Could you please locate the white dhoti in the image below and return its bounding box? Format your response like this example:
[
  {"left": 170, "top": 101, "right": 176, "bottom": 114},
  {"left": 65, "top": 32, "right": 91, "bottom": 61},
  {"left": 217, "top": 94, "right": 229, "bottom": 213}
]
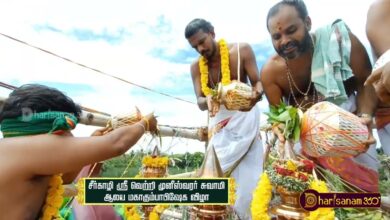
[
  {"left": 209, "top": 105, "right": 263, "bottom": 220},
  {"left": 378, "top": 124, "right": 390, "bottom": 155}
]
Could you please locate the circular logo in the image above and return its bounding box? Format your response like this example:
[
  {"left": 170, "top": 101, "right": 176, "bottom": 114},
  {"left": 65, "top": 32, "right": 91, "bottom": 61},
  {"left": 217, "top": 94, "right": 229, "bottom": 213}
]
[{"left": 300, "top": 189, "right": 319, "bottom": 211}]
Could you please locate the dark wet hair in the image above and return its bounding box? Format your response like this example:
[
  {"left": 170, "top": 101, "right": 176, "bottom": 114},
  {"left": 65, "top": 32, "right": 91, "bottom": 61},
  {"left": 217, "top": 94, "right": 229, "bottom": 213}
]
[
  {"left": 266, "top": 0, "right": 309, "bottom": 30},
  {"left": 184, "top": 18, "right": 214, "bottom": 39},
  {"left": 0, "top": 84, "right": 82, "bottom": 122}
]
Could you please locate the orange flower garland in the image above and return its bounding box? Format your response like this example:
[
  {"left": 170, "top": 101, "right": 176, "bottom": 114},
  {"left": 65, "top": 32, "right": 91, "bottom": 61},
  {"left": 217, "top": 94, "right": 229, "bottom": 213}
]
[
  {"left": 39, "top": 174, "right": 64, "bottom": 220},
  {"left": 199, "top": 39, "right": 231, "bottom": 96}
]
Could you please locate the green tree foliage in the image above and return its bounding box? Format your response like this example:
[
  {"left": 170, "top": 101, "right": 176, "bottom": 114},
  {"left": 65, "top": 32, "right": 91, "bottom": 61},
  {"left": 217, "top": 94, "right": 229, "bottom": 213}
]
[{"left": 100, "top": 151, "right": 204, "bottom": 177}]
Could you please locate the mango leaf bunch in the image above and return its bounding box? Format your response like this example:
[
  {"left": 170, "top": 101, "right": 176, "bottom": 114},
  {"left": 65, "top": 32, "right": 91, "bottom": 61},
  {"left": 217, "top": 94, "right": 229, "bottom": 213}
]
[{"left": 265, "top": 102, "right": 302, "bottom": 142}]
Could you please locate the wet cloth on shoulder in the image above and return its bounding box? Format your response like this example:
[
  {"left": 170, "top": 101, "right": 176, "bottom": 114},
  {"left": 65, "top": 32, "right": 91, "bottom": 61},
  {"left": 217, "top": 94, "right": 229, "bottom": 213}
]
[{"left": 312, "top": 19, "right": 353, "bottom": 105}]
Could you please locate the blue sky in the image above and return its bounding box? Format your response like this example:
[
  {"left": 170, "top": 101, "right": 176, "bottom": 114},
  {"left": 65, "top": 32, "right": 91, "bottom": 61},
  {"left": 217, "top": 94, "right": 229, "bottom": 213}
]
[{"left": 0, "top": 0, "right": 375, "bottom": 153}]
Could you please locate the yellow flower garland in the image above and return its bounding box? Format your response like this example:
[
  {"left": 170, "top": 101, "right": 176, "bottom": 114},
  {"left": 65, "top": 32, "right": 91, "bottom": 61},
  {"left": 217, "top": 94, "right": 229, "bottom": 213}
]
[
  {"left": 40, "top": 174, "right": 64, "bottom": 220},
  {"left": 286, "top": 160, "right": 297, "bottom": 172},
  {"left": 228, "top": 178, "right": 237, "bottom": 205},
  {"left": 142, "top": 156, "right": 169, "bottom": 168},
  {"left": 251, "top": 172, "right": 273, "bottom": 220},
  {"left": 149, "top": 205, "right": 169, "bottom": 220},
  {"left": 124, "top": 205, "right": 141, "bottom": 220},
  {"left": 306, "top": 180, "right": 335, "bottom": 220},
  {"left": 199, "top": 39, "right": 231, "bottom": 96},
  {"left": 76, "top": 178, "right": 85, "bottom": 204}
]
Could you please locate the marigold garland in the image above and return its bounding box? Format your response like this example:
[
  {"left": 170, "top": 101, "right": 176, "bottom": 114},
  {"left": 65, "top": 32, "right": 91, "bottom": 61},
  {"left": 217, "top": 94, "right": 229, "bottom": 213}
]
[
  {"left": 199, "top": 39, "right": 231, "bottom": 96},
  {"left": 251, "top": 172, "right": 273, "bottom": 220},
  {"left": 228, "top": 178, "right": 237, "bottom": 205},
  {"left": 149, "top": 205, "right": 169, "bottom": 220},
  {"left": 76, "top": 178, "right": 85, "bottom": 204},
  {"left": 124, "top": 205, "right": 141, "bottom": 220},
  {"left": 306, "top": 180, "right": 335, "bottom": 220},
  {"left": 142, "top": 156, "right": 169, "bottom": 168},
  {"left": 286, "top": 160, "right": 297, "bottom": 172},
  {"left": 40, "top": 174, "right": 64, "bottom": 220}
]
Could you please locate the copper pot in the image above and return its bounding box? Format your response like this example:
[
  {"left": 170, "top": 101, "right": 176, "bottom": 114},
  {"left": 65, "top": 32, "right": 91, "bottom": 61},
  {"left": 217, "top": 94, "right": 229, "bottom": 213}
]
[
  {"left": 189, "top": 205, "right": 228, "bottom": 220},
  {"left": 142, "top": 166, "right": 167, "bottom": 178},
  {"left": 270, "top": 186, "right": 309, "bottom": 220}
]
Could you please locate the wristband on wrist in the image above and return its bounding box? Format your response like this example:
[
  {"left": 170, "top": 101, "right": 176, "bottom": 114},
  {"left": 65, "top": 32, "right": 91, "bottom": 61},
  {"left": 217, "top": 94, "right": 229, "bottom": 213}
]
[{"left": 358, "top": 113, "right": 373, "bottom": 121}]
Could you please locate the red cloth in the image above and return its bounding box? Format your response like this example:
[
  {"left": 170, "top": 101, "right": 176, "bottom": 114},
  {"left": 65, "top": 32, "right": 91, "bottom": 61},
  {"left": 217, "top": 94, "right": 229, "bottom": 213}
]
[
  {"left": 375, "top": 107, "right": 390, "bottom": 130},
  {"left": 316, "top": 156, "right": 379, "bottom": 192}
]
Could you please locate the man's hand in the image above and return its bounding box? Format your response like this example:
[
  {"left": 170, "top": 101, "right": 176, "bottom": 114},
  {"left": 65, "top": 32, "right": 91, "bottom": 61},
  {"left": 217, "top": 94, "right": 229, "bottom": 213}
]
[
  {"left": 91, "top": 127, "right": 113, "bottom": 136},
  {"left": 240, "top": 87, "right": 263, "bottom": 112},
  {"left": 206, "top": 95, "right": 220, "bottom": 117},
  {"left": 365, "top": 62, "right": 390, "bottom": 103},
  {"left": 143, "top": 113, "right": 158, "bottom": 133},
  {"left": 358, "top": 114, "right": 376, "bottom": 149}
]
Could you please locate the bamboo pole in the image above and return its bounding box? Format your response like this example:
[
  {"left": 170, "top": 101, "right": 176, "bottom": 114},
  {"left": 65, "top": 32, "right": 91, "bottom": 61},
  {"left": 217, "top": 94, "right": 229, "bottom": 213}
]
[{"left": 0, "top": 96, "right": 207, "bottom": 141}]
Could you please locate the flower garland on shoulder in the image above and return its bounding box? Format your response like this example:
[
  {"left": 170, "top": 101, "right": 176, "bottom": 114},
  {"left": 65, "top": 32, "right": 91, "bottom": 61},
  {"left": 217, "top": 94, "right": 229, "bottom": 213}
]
[
  {"left": 40, "top": 174, "right": 64, "bottom": 220},
  {"left": 199, "top": 39, "right": 231, "bottom": 96},
  {"left": 306, "top": 180, "right": 335, "bottom": 220},
  {"left": 251, "top": 172, "right": 273, "bottom": 220}
]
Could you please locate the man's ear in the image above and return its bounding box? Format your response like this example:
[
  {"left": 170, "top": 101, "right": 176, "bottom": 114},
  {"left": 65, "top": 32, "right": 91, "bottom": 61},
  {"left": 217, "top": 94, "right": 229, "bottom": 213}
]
[{"left": 304, "top": 16, "right": 312, "bottom": 31}]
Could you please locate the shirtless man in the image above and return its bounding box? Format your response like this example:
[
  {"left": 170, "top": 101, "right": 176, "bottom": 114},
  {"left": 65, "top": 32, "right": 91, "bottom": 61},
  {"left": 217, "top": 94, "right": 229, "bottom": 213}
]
[
  {"left": 365, "top": 0, "right": 390, "bottom": 155},
  {"left": 0, "top": 84, "right": 157, "bottom": 219},
  {"left": 260, "top": 0, "right": 378, "bottom": 192},
  {"left": 185, "top": 18, "right": 263, "bottom": 219}
]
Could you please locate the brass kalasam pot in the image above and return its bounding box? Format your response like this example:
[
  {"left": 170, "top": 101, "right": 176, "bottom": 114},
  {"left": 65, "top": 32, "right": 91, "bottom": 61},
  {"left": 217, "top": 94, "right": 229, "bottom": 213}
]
[
  {"left": 270, "top": 186, "right": 309, "bottom": 220},
  {"left": 142, "top": 166, "right": 167, "bottom": 178},
  {"left": 189, "top": 205, "right": 228, "bottom": 220}
]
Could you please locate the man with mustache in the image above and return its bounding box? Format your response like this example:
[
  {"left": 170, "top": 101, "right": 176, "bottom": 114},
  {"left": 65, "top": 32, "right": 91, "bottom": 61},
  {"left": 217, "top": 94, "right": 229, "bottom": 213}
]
[
  {"left": 185, "top": 18, "right": 263, "bottom": 219},
  {"left": 261, "top": 0, "right": 379, "bottom": 192}
]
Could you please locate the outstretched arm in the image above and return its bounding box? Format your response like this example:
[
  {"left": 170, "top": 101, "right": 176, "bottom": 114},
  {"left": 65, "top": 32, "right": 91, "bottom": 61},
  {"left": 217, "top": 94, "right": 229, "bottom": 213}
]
[{"left": 0, "top": 115, "right": 157, "bottom": 177}]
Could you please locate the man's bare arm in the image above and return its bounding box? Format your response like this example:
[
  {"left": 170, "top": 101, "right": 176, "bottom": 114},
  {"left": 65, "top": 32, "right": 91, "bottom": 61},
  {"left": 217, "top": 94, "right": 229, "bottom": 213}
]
[
  {"left": 242, "top": 43, "right": 264, "bottom": 102},
  {"left": 260, "top": 59, "right": 284, "bottom": 106},
  {"left": 349, "top": 32, "right": 378, "bottom": 116},
  {"left": 190, "top": 62, "right": 208, "bottom": 111},
  {"left": 0, "top": 120, "right": 150, "bottom": 176},
  {"left": 366, "top": 0, "right": 390, "bottom": 58},
  {"left": 365, "top": 0, "right": 390, "bottom": 103}
]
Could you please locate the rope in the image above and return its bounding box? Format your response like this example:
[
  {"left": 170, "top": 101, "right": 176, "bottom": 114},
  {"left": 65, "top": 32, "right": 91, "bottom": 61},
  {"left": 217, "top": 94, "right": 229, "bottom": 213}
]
[
  {"left": 0, "top": 81, "right": 112, "bottom": 116},
  {"left": 0, "top": 32, "right": 196, "bottom": 105}
]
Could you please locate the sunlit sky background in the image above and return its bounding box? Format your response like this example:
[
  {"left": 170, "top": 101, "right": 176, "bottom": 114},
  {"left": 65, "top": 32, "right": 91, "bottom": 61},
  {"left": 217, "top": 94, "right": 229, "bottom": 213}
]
[{"left": 0, "top": 0, "right": 377, "bottom": 153}]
